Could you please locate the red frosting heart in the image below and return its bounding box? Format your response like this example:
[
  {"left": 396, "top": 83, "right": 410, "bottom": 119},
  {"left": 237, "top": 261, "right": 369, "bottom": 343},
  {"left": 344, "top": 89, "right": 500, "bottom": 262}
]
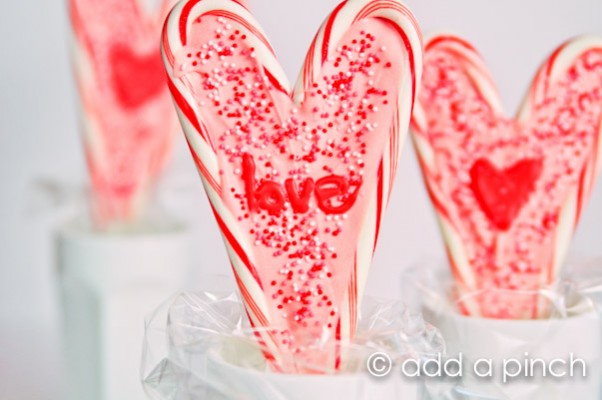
[
  {"left": 110, "top": 44, "right": 166, "bottom": 109},
  {"left": 470, "top": 158, "right": 543, "bottom": 231},
  {"left": 412, "top": 35, "right": 602, "bottom": 318}
]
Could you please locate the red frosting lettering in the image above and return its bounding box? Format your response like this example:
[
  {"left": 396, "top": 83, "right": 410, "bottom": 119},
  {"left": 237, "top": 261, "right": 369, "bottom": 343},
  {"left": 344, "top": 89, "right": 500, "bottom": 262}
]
[
  {"left": 242, "top": 153, "right": 258, "bottom": 211},
  {"left": 285, "top": 178, "right": 314, "bottom": 214},
  {"left": 314, "top": 175, "right": 361, "bottom": 215},
  {"left": 256, "top": 181, "right": 286, "bottom": 214},
  {"left": 241, "top": 154, "right": 361, "bottom": 215}
]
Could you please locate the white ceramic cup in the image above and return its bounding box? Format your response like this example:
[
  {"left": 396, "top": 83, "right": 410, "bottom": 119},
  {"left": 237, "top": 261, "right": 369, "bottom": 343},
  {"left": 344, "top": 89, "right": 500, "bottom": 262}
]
[
  {"left": 425, "top": 304, "right": 602, "bottom": 400},
  {"left": 204, "top": 338, "right": 421, "bottom": 400},
  {"left": 57, "top": 219, "right": 196, "bottom": 400}
]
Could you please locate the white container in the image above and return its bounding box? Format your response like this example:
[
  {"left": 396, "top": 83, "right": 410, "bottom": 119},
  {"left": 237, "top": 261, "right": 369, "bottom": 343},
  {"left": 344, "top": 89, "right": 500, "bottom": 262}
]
[
  {"left": 205, "top": 339, "right": 421, "bottom": 400},
  {"left": 57, "top": 219, "right": 196, "bottom": 400},
  {"left": 425, "top": 304, "right": 602, "bottom": 399}
]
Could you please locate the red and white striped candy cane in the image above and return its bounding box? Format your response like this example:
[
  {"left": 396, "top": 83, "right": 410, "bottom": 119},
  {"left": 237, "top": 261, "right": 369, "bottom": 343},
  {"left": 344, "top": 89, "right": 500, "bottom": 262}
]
[
  {"left": 294, "top": 1, "right": 422, "bottom": 342},
  {"left": 411, "top": 35, "right": 500, "bottom": 315},
  {"left": 518, "top": 36, "right": 602, "bottom": 282},
  {"left": 163, "top": 0, "right": 421, "bottom": 370}
]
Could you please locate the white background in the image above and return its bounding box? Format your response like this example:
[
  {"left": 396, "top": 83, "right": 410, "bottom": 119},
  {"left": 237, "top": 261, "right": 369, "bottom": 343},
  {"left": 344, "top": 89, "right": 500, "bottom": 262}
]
[{"left": 1, "top": 0, "right": 601, "bottom": 398}]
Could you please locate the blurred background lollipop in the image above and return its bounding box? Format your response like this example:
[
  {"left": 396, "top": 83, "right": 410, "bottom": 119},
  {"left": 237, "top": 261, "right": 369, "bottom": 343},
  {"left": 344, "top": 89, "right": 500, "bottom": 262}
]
[
  {"left": 68, "top": 0, "right": 180, "bottom": 228},
  {"left": 411, "top": 34, "right": 602, "bottom": 319}
]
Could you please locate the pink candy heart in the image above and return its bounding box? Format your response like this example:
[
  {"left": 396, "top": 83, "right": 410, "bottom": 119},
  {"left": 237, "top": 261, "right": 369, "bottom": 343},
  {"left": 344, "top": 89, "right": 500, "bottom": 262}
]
[
  {"left": 412, "top": 34, "right": 602, "bottom": 319},
  {"left": 162, "top": 0, "right": 422, "bottom": 370}
]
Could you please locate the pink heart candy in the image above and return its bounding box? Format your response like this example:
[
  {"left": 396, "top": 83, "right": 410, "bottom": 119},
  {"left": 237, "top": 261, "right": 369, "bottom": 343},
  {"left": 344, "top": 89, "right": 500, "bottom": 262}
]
[
  {"left": 412, "top": 34, "right": 602, "bottom": 319},
  {"left": 162, "top": 0, "right": 422, "bottom": 370}
]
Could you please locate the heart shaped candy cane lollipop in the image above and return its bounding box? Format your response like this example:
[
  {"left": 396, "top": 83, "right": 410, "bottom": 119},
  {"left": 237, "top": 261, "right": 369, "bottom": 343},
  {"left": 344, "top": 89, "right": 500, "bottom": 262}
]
[
  {"left": 162, "top": 0, "right": 422, "bottom": 370},
  {"left": 412, "top": 34, "right": 602, "bottom": 319},
  {"left": 69, "top": 0, "right": 180, "bottom": 227}
]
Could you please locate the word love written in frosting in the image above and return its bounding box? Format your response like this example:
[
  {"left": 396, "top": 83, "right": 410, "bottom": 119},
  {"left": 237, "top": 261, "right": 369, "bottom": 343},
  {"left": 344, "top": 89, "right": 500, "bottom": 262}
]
[{"left": 241, "top": 154, "right": 361, "bottom": 215}]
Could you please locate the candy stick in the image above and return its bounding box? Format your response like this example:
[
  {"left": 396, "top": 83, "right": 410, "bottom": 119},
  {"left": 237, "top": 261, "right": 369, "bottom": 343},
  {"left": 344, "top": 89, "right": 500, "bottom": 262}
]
[
  {"left": 69, "top": 0, "right": 179, "bottom": 227},
  {"left": 412, "top": 34, "right": 602, "bottom": 319},
  {"left": 162, "top": 0, "right": 421, "bottom": 371}
]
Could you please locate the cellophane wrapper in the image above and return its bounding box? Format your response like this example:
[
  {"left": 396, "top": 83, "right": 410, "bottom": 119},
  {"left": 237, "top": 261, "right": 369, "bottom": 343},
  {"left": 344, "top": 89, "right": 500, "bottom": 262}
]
[
  {"left": 141, "top": 276, "right": 444, "bottom": 400},
  {"left": 402, "top": 258, "right": 602, "bottom": 399}
]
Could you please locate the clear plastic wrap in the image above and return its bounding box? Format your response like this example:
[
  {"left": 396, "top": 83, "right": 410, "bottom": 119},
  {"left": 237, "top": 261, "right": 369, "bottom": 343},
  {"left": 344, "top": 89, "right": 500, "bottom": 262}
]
[
  {"left": 141, "top": 276, "right": 445, "bottom": 400},
  {"left": 403, "top": 258, "right": 602, "bottom": 400}
]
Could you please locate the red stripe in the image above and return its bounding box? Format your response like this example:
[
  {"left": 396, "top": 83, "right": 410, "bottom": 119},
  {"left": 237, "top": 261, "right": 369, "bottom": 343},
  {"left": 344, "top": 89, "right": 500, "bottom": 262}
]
[
  {"left": 321, "top": 1, "right": 347, "bottom": 64},
  {"left": 575, "top": 161, "right": 589, "bottom": 225},
  {"left": 457, "top": 297, "right": 474, "bottom": 317},
  {"left": 356, "top": 0, "right": 420, "bottom": 34},
  {"left": 303, "top": 34, "right": 319, "bottom": 89},
  {"left": 232, "top": 269, "right": 279, "bottom": 366},
  {"left": 374, "top": 160, "right": 384, "bottom": 251},
  {"left": 232, "top": 0, "right": 248, "bottom": 9},
  {"left": 263, "top": 66, "right": 288, "bottom": 94},
  {"left": 591, "top": 119, "right": 602, "bottom": 196},
  {"left": 350, "top": 255, "right": 358, "bottom": 334},
  {"left": 167, "top": 78, "right": 203, "bottom": 135},
  {"left": 542, "top": 41, "right": 569, "bottom": 95},
  {"left": 357, "top": 1, "right": 392, "bottom": 20},
  {"left": 233, "top": 269, "right": 268, "bottom": 326},
  {"left": 161, "top": 14, "right": 175, "bottom": 66},
  {"left": 426, "top": 35, "right": 477, "bottom": 53},
  {"left": 234, "top": 269, "right": 284, "bottom": 369},
  {"left": 186, "top": 141, "right": 221, "bottom": 194},
  {"left": 334, "top": 318, "right": 342, "bottom": 370},
  {"left": 210, "top": 203, "right": 264, "bottom": 290},
  {"left": 409, "top": 119, "right": 420, "bottom": 135},
  {"left": 375, "top": 17, "right": 417, "bottom": 105},
  {"left": 179, "top": 0, "right": 202, "bottom": 45},
  {"left": 527, "top": 66, "right": 544, "bottom": 109},
  {"left": 389, "top": 115, "right": 399, "bottom": 200},
  {"left": 425, "top": 181, "right": 451, "bottom": 223}
]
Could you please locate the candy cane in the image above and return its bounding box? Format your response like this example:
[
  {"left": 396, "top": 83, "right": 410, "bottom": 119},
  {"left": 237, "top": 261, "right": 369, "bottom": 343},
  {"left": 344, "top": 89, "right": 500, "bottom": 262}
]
[
  {"left": 411, "top": 36, "right": 494, "bottom": 315},
  {"left": 518, "top": 36, "right": 602, "bottom": 282},
  {"left": 69, "top": 0, "right": 179, "bottom": 227},
  {"left": 163, "top": 0, "right": 421, "bottom": 370},
  {"left": 294, "top": 0, "right": 422, "bottom": 340}
]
